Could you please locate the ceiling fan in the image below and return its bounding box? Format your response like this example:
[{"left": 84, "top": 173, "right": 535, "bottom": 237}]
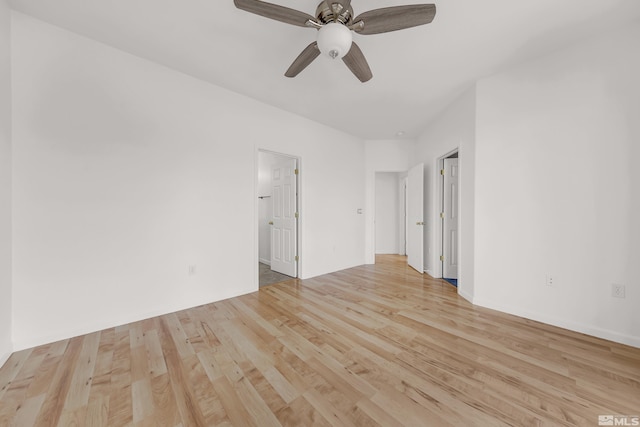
[{"left": 234, "top": 0, "right": 436, "bottom": 82}]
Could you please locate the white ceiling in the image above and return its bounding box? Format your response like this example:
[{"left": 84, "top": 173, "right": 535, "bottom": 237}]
[{"left": 9, "top": 0, "right": 640, "bottom": 139}]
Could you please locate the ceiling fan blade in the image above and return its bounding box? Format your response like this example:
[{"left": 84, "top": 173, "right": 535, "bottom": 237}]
[
  {"left": 342, "top": 42, "right": 372, "bottom": 82},
  {"left": 353, "top": 4, "right": 436, "bottom": 35},
  {"left": 285, "top": 42, "right": 321, "bottom": 77},
  {"left": 234, "top": 0, "right": 317, "bottom": 27}
]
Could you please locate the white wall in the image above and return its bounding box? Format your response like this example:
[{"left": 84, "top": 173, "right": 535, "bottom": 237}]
[
  {"left": 364, "top": 140, "right": 414, "bottom": 263},
  {"left": 0, "top": 0, "right": 12, "bottom": 367},
  {"left": 415, "top": 88, "right": 476, "bottom": 301},
  {"left": 374, "top": 172, "right": 399, "bottom": 254},
  {"left": 474, "top": 22, "right": 640, "bottom": 347},
  {"left": 11, "top": 13, "right": 365, "bottom": 350}
]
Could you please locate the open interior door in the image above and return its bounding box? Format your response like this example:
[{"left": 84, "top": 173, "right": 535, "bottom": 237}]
[
  {"left": 407, "top": 163, "right": 424, "bottom": 273},
  {"left": 443, "top": 158, "right": 459, "bottom": 279},
  {"left": 270, "top": 158, "right": 297, "bottom": 277}
]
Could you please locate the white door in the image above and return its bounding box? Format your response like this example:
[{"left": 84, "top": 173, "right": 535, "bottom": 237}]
[
  {"left": 442, "top": 158, "right": 459, "bottom": 279},
  {"left": 271, "top": 158, "right": 297, "bottom": 277},
  {"left": 407, "top": 163, "right": 424, "bottom": 273}
]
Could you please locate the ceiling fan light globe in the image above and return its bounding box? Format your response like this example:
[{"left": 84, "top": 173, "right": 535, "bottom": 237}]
[{"left": 317, "top": 23, "right": 352, "bottom": 60}]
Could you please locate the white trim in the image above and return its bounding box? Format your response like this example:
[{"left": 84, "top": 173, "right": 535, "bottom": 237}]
[
  {"left": 259, "top": 258, "right": 270, "bottom": 266},
  {"left": 398, "top": 175, "right": 407, "bottom": 256},
  {"left": 472, "top": 296, "right": 640, "bottom": 349},
  {"left": 457, "top": 289, "right": 474, "bottom": 303}
]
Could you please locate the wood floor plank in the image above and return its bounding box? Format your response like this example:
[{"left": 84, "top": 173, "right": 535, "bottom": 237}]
[
  {"left": 303, "top": 388, "right": 358, "bottom": 427},
  {"left": 130, "top": 345, "right": 150, "bottom": 384},
  {"left": 261, "top": 366, "right": 301, "bottom": 405},
  {"left": 2, "top": 255, "right": 639, "bottom": 426},
  {"left": 31, "top": 336, "right": 83, "bottom": 426},
  {"left": 158, "top": 318, "right": 207, "bottom": 427},
  {"left": 87, "top": 329, "right": 115, "bottom": 403},
  {"left": 0, "top": 349, "right": 33, "bottom": 402},
  {"left": 106, "top": 330, "right": 133, "bottom": 427},
  {"left": 64, "top": 332, "right": 101, "bottom": 411},
  {"left": 276, "top": 395, "right": 332, "bottom": 427},
  {"left": 243, "top": 362, "right": 289, "bottom": 415},
  {"left": 84, "top": 395, "right": 109, "bottom": 427},
  {"left": 162, "top": 314, "right": 196, "bottom": 361},
  {"left": 224, "top": 360, "right": 282, "bottom": 427},
  {"left": 354, "top": 397, "right": 405, "bottom": 427},
  {"left": 143, "top": 330, "right": 167, "bottom": 379},
  {"left": 8, "top": 393, "right": 45, "bottom": 427},
  {"left": 212, "top": 375, "right": 256, "bottom": 427},
  {"left": 149, "top": 373, "right": 182, "bottom": 427},
  {"left": 25, "top": 353, "right": 64, "bottom": 400},
  {"left": 131, "top": 378, "right": 154, "bottom": 423}
]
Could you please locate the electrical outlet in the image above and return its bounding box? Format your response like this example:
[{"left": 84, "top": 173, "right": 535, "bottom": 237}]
[
  {"left": 545, "top": 275, "right": 555, "bottom": 287},
  {"left": 188, "top": 265, "right": 197, "bottom": 276},
  {"left": 612, "top": 284, "right": 625, "bottom": 299}
]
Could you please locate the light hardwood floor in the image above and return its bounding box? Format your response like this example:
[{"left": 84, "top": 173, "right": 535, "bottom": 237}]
[{"left": 1, "top": 255, "right": 639, "bottom": 426}]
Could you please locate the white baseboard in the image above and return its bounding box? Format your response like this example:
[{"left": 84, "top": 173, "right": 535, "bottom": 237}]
[
  {"left": 12, "top": 289, "right": 256, "bottom": 351},
  {"left": 259, "top": 258, "right": 270, "bottom": 266},
  {"left": 457, "top": 288, "right": 474, "bottom": 303},
  {"left": 472, "top": 296, "right": 640, "bottom": 349}
]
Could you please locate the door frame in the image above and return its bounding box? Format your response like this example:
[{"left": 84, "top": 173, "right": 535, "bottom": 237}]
[
  {"left": 400, "top": 175, "right": 408, "bottom": 256},
  {"left": 407, "top": 163, "right": 425, "bottom": 273},
  {"left": 442, "top": 157, "right": 459, "bottom": 280},
  {"left": 255, "top": 149, "right": 301, "bottom": 288},
  {"left": 434, "top": 148, "right": 459, "bottom": 280}
]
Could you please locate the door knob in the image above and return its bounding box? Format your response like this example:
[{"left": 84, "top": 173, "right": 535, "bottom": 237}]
[
  {"left": 416, "top": 221, "right": 424, "bottom": 225},
  {"left": 268, "top": 221, "right": 274, "bottom": 225}
]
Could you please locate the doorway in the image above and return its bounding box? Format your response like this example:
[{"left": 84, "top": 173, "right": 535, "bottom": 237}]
[
  {"left": 374, "top": 172, "right": 403, "bottom": 256},
  {"left": 257, "top": 150, "right": 300, "bottom": 287},
  {"left": 439, "top": 150, "right": 459, "bottom": 286},
  {"left": 373, "top": 172, "right": 409, "bottom": 260},
  {"left": 372, "top": 166, "right": 423, "bottom": 272}
]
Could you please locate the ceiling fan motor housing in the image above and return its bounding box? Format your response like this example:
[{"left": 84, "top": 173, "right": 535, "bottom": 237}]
[{"left": 316, "top": 1, "right": 353, "bottom": 25}]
